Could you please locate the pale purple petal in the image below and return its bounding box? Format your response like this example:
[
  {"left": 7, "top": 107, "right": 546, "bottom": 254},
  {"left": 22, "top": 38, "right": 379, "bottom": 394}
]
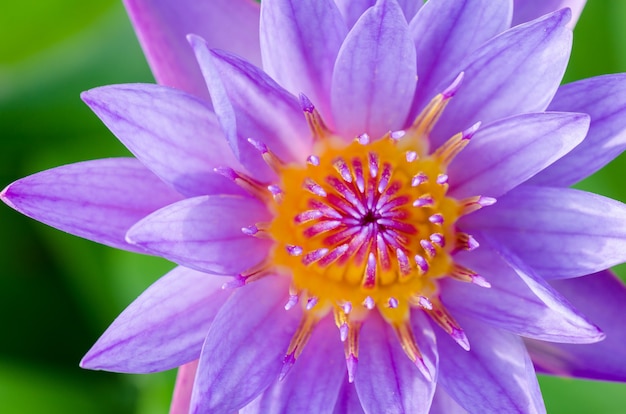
[
  {"left": 443, "top": 246, "right": 603, "bottom": 343},
  {"left": 260, "top": 0, "right": 347, "bottom": 122},
  {"left": 430, "top": 9, "right": 572, "bottom": 147},
  {"left": 335, "top": 0, "right": 422, "bottom": 28},
  {"left": 527, "top": 270, "right": 626, "bottom": 381},
  {"left": 512, "top": 0, "right": 586, "bottom": 29},
  {"left": 462, "top": 186, "right": 626, "bottom": 279},
  {"left": 333, "top": 381, "right": 365, "bottom": 414},
  {"left": 82, "top": 84, "right": 246, "bottom": 198},
  {"left": 190, "top": 276, "right": 300, "bottom": 413},
  {"left": 530, "top": 74, "right": 626, "bottom": 186},
  {"left": 332, "top": 0, "right": 417, "bottom": 139},
  {"left": 126, "top": 195, "right": 272, "bottom": 275},
  {"left": 409, "top": 0, "right": 512, "bottom": 118},
  {"left": 81, "top": 266, "right": 230, "bottom": 373},
  {"left": 436, "top": 317, "right": 545, "bottom": 413},
  {"left": 170, "top": 360, "right": 198, "bottom": 414},
  {"left": 429, "top": 387, "right": 468, "bottom": 414},
  {"left": 1, "top": 158, "right": 182, "bottom": 253},
  {"left": 356, "top": 311, "right": 437, "bottom": 413},
  {"left": 448, "top": 112, "right": 589, "bottom": 199},
  {"left": 245, "top": 317, "right": 344, "bottom": 414},
  {"left": 123, "top": 0, "right": 261, "bottom": 99},
  {"left": 189, "top": 36, "right": 311, "bottom": 181}
]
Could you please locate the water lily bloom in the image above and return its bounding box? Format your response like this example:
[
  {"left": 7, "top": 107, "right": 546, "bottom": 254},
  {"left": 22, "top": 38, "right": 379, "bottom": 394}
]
[{"left": 4, "top": 0, "right": 626, "bottom": 413}]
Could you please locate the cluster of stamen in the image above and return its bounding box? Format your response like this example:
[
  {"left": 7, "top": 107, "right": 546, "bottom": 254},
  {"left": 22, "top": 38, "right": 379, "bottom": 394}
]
[{"left": 216, "top": 73, "right": 495, "bottom": 383}]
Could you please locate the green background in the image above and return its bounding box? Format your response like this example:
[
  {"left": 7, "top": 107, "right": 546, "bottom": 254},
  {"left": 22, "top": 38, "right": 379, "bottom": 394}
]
[{"left": 1, "top": 1, "right": 626, "bottom": 413}]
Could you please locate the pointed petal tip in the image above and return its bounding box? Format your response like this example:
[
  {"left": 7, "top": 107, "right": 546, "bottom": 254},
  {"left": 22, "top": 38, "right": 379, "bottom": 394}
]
[
  {"left": 0, "top": 182, "right": 15, "bottom": 208},
  {"left": 442, "top": 72, "right": 465, "bottom": 99},
  {"left": 346, "top": 354, "right": 358, "bottom": 383},
  {"left": 299, "top": 93, "right": 315, "bottom": 113},
  {"left": 415, "top": 357, "right": 434, "bottom": 382},
  {"left": 279, "top": 352, "right": 296, "bottom": 381},
  {"left": 452, "top": 328, "right": 471, "bottom": 351}
]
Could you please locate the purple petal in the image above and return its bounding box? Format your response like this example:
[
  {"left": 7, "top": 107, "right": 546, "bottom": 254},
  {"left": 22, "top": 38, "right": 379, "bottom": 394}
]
[
  {"left": 189, "top": 37, "right": 311, "bottom": 181},
  {"left": 244, "top": 317, "right": 345, "bottom": 414},
  {"left": 408, "top": 0, "right": 512, "bottom": 119},
  {"left": 443, "top": 245, "right": 603, "bottom": 343},
  {"left": 81, "top": 266, "right": 230, "bottom": 373},
  {"left": 331, "top": 0, "right": 417, "bottom": 139},
  {"left": 123, "top": 0, "right": 261, "bottom": 99},
  {"left": 430, "top": 9, "right": 572, "bottom": 147},
  {"left": 429, "top": 387, "right": 468, "bottom": 414},
  {"left": 527, "top": 270, "right": 626, "bottom": 381},
  {"left": 126, "top": 195, "right": 272, "bottom": 275},
  {"left": 260, "top": 0, "right": 347, "bottom": 122},
  {"left": 448, "top": 112, "right": 589, "bottom": 199},
  {"left": 332, "top": 381, "right": 365, "bottom": 414},
  {"left": 512, "top": 0, "right": 586, "bottom": 29},
  {"left": 335, "top": 0, "right": 422, "bottom": 28},
  {"left": 530, "top": 74, "right": 626, "bottom": 186},
  {"left": 170, "top": 360, "right": 198, "bottom": 414},
  {"left": 436, "top": 317, "right": 545, "bottom": 413},
  {"left": 190, "top": 276, "right": 300, "bottom": 413},
  {"left": 355, "top": 311, "right": 437, "bottom": 413},
  {"left": 82, "top": 84, "right": 246, "bottom": 198},
  {"left": 462, "top": 185, "right": 626, "bottom": 279},
  {"left": 1, "top": 158, "right": 182, "bottom": 253}
]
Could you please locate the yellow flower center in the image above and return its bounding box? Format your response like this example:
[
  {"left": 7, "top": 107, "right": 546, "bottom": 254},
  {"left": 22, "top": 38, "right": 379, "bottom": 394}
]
[{"left": 269, "top": 134, "right": 460, "bottom": 325}]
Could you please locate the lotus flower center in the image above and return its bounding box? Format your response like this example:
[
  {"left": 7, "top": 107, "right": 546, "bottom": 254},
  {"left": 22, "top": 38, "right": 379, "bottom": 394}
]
[{"left": 269, "top": 134, "right": 461, "bottom": 323}]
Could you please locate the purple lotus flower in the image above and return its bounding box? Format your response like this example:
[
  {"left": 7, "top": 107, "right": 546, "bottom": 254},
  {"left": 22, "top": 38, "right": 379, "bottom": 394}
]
[{"left": 4, "top": 0, "right": 626, "bottom": 413}]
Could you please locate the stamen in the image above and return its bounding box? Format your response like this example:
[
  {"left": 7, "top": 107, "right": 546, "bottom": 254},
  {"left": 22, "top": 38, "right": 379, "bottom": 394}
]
[
  {"left": 343, "top": 302, "right": 352, "bottom": 315},
  {"left": 307, "top": 155, "right": 320, "bottom": 166},
  {"left": 413, "top": 194, "right": 434, "bottom": 207},
  {"left": 306, "top": 296, "right": 319, "bottom": 310},
  {"left": 364, "top": 296, "right": 375, "bottom": 310},
  {"left": 303, "top": 178, "right": 327, "bottom": 197},
  {"left": 267, "top": 185, "right": 284, "bottom": 202},
  {"left": 333, "top": 158, "right": 353, "bottom": 183},
  {"left": 405, "top": 72, "right": 465, "bottom": 143},
  {"left": 362, "top": 252, "right": 377, "bottom": 289},
  {"left": 396, "top": 248, "right": 412, "bottom": 278},
  {"left": 390, "top": 130, "right": 406, "bottom": 140},
  {"left": 352, "top": 158, "right": 365, "bottom": 193},
  {"left": 420, "top": 240, "right": 437, "bottom": 258},
  {"left": 284, "top": 294, "right": 299, "bottom": 310},
  {"left": 450, "top": 264, "right": 491, "bottom": 288},
  {"left": 344, "top": 321, "right": 362, "bottom": 383},
  {"left": 414, "top": 254, "right": 429, "bottom": 274},
  {"left": 317, "top": 244, "right": 349, "bottom": 267},
  {"left": 368, "top": 152, "right": 379, "bottom": 178},
  {"left": 357, "top": 133, "right": 371, "bottom": 145},
  {"left": 427, "top": 298, "right": 470, "bottom": 351},
  {"left": 247, "top": 138, "right": 284, "bottom": 173},
  {"left": 428, "top": 213, "right": 444, "bottom": 225},
  {"left": 430, "top": 233, "right": 445, "bottom": 248},
  {"left": 412, "top": 172, "right": 428, "bottom": 187},
  {"left": 388, "top": 297, "right": 399, "bottom": 308},
  {"left": 281, "top": 313, "right": 320, "bottom": 380},
  {"left": 460, "top": 195, "right": 497, "bottom": 215},
  {"left": 214, "top": 166, "right": 269, "bottom": 201},
  {"left": 393, "top": 322, "right": 433, "bottom": 381},
  {"left": 377, "top": 163, "right": 392, "bottom": 193},
  {"left": 436, "top": 174, "right": 449, "bottom": 185},
  {"left": 286, "top": 245, "right": 303, "bottom": 256},
  {"left": 340, "top": 323, "right": 349, "bottom": 342},
  {"left": 456, "top": 232, "right": 480, "bottom": 251},
  {"left": 406, "top": 151, "right": 418, "bottom": 162},
  {"left": 302, "top": 248, "right": 329, "bottom": 265},
  {"left": 300, "top": 94, "right": 330, "bottom": 141}
]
